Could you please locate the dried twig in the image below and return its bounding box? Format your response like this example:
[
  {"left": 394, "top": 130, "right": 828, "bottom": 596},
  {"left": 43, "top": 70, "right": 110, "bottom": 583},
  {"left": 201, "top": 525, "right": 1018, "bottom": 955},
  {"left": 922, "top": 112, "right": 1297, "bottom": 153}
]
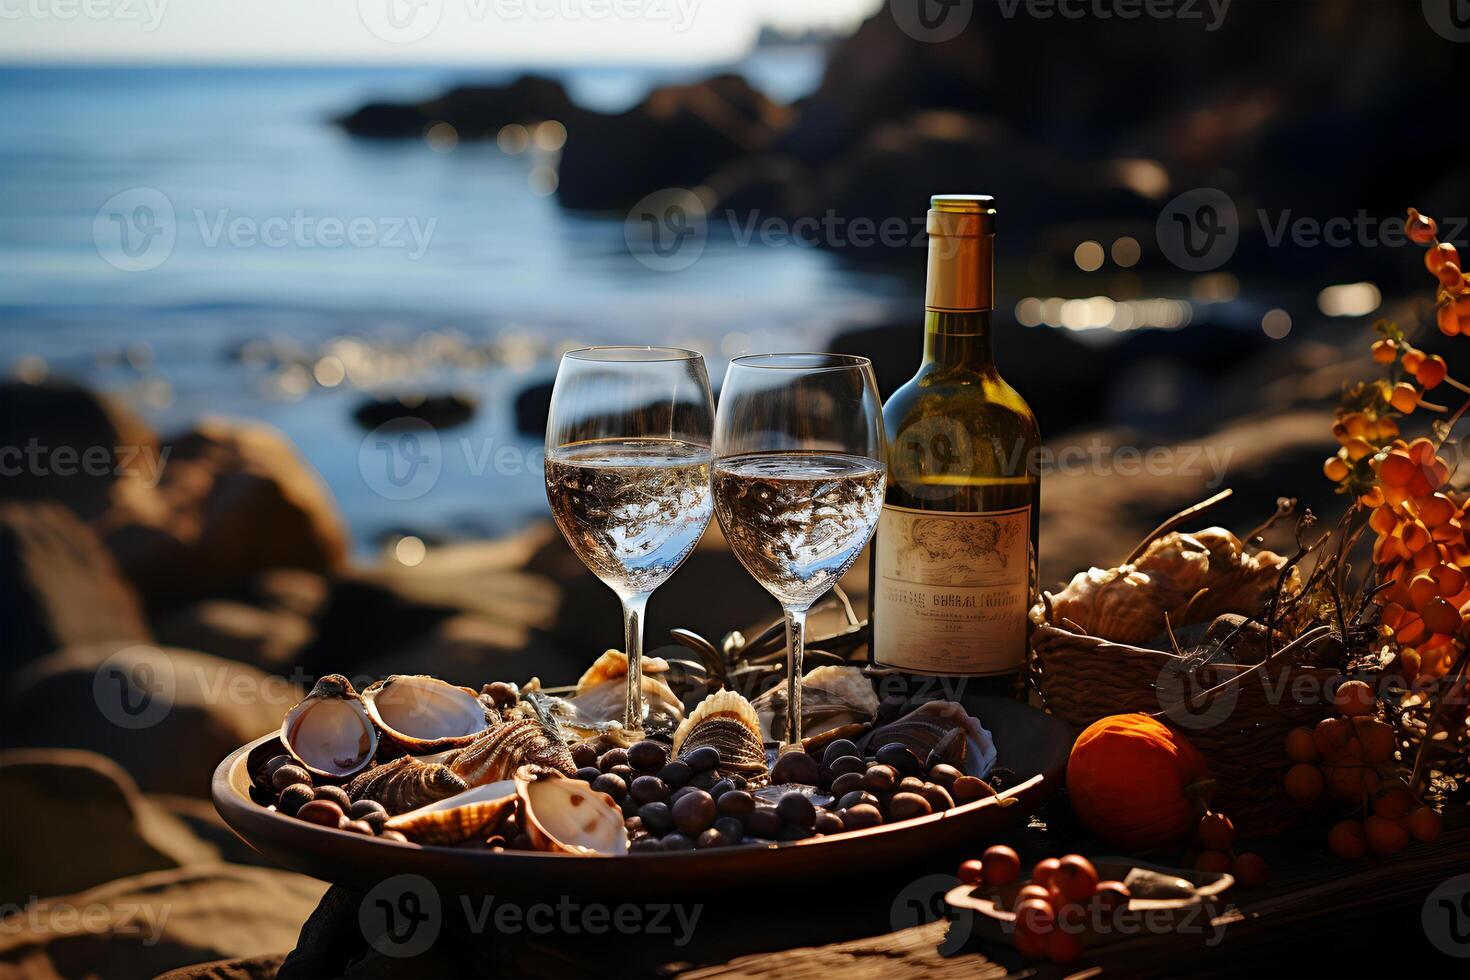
[{"left": 1124, "top": 489, "right": 1234, "bottom": 565}]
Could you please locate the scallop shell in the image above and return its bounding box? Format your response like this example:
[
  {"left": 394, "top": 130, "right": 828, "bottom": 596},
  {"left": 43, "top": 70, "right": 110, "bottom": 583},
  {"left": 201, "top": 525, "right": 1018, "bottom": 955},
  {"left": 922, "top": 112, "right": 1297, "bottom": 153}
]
[
  {"left": 862, "top": 700, "right": 997, "bottom": 778},
  {"left": 363, "top": 674, "right": 494, "bottom": 754},
  {"left": 551, "top": 650, "right": 685, "bottom": 738},
  {"left": 515, "top": 765, "right": 627, "bottom": 856},
  {"left": 447, "top": 717, "right": 575, "bottom": 787},
  {"left": 672, "top": 689, "right": 769, "bottom": 786},
  {"left": 384, "top": 779, "right": 517, "bottom": 845},
  {"left": 752, "top": 665, "right": 879, "bottom": 749},
  {"left": 280, "top": 675, "right": 379, "bottom": 779},
  {"left": 346, "top": 756, "right": 469, "bottom": 815}
]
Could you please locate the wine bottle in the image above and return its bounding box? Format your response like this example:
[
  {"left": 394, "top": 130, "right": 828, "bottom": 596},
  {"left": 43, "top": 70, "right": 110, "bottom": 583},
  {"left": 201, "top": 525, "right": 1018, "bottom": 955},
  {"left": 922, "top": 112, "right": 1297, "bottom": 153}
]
[{"left": 869, "top": 195, "right": 1039, "bottom": 699}]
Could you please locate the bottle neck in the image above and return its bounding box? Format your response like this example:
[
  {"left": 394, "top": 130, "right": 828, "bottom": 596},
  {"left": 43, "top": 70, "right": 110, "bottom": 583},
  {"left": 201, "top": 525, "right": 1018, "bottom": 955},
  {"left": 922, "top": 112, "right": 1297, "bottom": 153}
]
[{"left": 922, "top": 310, "right": 994, "bottom": 371}]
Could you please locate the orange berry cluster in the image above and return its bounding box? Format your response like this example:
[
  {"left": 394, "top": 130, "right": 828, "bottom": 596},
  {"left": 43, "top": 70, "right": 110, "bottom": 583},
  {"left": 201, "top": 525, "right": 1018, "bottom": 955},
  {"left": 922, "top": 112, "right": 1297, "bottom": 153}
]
[
  {"left": 1410, "top": 208, "right": 1470, "bottom": 337},
  {"left": 1190, "top": 810, "right": 1268, "bottom": 886},
  {"left": 1281, "top": 680, "right": 1443, "bottom": 858}
]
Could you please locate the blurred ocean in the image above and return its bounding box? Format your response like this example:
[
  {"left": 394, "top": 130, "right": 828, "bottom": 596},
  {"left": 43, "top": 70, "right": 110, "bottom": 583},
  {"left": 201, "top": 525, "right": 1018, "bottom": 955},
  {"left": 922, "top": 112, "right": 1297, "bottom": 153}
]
[{"left": 0, "top": 57, "right": 906, "bottom": 549}]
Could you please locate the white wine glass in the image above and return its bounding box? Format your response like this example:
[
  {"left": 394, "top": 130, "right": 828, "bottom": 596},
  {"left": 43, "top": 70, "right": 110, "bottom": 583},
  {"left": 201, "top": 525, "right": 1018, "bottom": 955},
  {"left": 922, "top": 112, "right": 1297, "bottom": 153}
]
[
  {"left": 712, "top": 353, "right": 886, "bottom": 748},
  {"left": 544, "top": 346, "right": 715, "bottom": 735}
]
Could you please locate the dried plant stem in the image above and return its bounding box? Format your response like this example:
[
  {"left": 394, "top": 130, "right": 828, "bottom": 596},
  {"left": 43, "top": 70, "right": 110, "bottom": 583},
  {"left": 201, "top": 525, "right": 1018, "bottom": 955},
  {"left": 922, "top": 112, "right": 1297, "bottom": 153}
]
[
  {"left": 1124, "top": 489, "right": 1234, "bottom": 565},
  {"left": 1408, "top": 644, "right": 1469, "bottom": 794}
]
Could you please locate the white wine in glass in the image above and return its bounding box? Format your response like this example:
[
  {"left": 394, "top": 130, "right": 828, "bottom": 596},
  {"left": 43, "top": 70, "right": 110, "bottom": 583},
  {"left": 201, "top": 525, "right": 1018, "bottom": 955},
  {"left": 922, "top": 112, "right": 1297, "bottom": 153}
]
[
  {"left": 712, "top": 354, "right": 886, "bottom": 748},
  {"left": 544, "top": 347, "right": 715, "bottom": 735}
]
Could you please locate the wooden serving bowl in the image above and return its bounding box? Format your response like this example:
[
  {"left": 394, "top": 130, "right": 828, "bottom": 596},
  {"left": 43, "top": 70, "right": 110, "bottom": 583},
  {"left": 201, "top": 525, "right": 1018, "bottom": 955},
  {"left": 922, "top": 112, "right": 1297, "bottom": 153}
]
[{"left": 213, "top": 696, "right": 1072, "bottom": 902}]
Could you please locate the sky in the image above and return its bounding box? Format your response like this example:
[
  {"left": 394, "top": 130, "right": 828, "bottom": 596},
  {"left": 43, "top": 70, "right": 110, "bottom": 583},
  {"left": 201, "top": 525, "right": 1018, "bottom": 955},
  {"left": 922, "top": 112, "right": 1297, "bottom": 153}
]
[{"left": 0, "top": 0, "right": 885, "bottom": 64}]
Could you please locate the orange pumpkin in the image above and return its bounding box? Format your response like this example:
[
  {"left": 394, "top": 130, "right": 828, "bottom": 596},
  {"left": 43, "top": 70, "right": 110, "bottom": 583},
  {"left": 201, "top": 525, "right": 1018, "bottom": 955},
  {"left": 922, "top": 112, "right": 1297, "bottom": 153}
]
[{"left": 1066, "top": 713, "right": 1211, "bottom": 849}]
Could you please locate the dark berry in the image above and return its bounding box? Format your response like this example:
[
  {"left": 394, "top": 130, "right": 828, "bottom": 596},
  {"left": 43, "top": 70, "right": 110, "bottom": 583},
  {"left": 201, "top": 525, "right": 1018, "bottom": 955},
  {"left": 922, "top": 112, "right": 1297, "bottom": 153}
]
[
  {"left": 314, "top": 785, "right": 351, "bottom": 811},
  {"left": 349, "top": 799, "right": 387, "bottom": 820},
  {"left": 629, "top": 775, "right": 669, "bottom": 806},
  {"left": 638, "top": 801, "right": 674, "bottom": 834},
  {"left": 820, "top": 740, "right": 861, "bottom": 766},
  {"left": 574, "top": 766, "right": 602, "bottom": 783},
  {"left": 775, "top": 791, "right": 816, "bottom": 830},
  {"left": 591, "top": 772, "right": 627, "bottom": 802},
  {"left": 570, "top": 743, "right": 598, "bottom": 769},
  {"left": 815, "top": 811, "right": 845, "bottom": 835},
  {"left": 876, "top": 742, "right": 923, "bottom": 776},
  {"left": 770, "top": 751, "right": 820, "bottom": 786},
  {"left": 658, "top": 761, "right": 693, "bottom": 787},
  {"left": 660, "top": 832, "right": 696, "bottom": 851},
  {"left": 271, "top": 764, "right": 311, "bottom": 793},
  {"left": 628, "top": 740, "right": 668, "bottom": 772},
  {"left": 598, "top": 748, "right": 628, "bottom": 772},
  {"left": 746, "top": 808, "right": 781, "bottom": 839},
  {"left": 684, "top": 745, "right": 720, "bottom": 772},
  {"left": 671, "top": 789, "right": 716, "bottom": 835},
  {"left": 716, "top": 790, "right": 755, "bottom": 819},
  {"left": 276, "top": 783, "right": 314, "bottom": 816}
]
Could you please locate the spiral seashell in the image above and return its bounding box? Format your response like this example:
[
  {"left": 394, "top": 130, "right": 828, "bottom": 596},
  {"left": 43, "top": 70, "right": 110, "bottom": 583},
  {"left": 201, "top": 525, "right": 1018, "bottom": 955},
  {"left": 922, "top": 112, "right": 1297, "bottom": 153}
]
[
  {"left": 384, "top": 780, "right": 517, "bottom": 846},
  {"left": 346, "top": 756, "right": 469, "bottom": 815},
  {"left": 672, "top": 689, "right": 769, "bottom": 786},
  {"left": 447, "top": 717, "right": 575, "bottom": 787}
]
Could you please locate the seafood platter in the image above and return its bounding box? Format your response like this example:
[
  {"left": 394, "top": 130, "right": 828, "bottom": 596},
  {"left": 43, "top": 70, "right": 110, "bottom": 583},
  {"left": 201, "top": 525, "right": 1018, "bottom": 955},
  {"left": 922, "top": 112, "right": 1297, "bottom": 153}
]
[{"left": 213, "top": 651, "right": 1071, "bottom": 898}]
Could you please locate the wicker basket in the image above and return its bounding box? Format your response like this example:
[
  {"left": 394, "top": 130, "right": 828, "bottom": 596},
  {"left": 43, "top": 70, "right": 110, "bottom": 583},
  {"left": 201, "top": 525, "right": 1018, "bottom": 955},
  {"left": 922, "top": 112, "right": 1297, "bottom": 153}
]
[
  {"left": 1026, "top": 491, "right": 1366, "bottom": 837},
  {"left": 1029, "top": 615, "right": 1343, "bottom": 837}
]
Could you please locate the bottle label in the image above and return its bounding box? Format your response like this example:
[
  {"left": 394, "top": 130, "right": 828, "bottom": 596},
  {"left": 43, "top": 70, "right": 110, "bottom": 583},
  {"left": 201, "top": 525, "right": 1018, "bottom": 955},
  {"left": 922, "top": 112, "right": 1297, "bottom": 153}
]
[{"left": 872, "top": 503, "right": 1031, "bottom": 675}]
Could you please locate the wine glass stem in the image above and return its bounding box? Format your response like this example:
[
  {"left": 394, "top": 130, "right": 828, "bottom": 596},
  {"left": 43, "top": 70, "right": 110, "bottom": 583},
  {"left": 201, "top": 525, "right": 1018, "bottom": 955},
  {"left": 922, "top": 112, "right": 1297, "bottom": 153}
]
[
  {"left": 782, "top": 604, "right": 809, "bottom": 748},
  {"left": 622, "top": 592, "right": 651, "bottom": 734}
]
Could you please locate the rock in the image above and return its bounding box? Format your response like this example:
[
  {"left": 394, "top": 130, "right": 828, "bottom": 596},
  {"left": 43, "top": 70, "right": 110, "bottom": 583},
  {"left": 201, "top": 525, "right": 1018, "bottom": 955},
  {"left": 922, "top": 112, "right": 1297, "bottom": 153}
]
[
  {"left": 0, "top": 378, "right": 159, "bottom": 522},
  {"left": 0, "top": 865, "right": 327, "bottom": 979},
  {"left": 0, "top": 748, "right": 218, "bottom": 907},
  {"left": 98, "top": 419, "right": 349, "bottom": 611},
  {"left": 156, "top": 953, "right": 287, "bottom": 980},
  {"left": 154, "top": 600, "right": 314, "bottom": 673},
  {"left": 0, "top": 501, "right": 151, "bottom": 669},
  {"left": 336, "top": 75, "right": 575, "bottom": 138},
  {"left": 311, "top": 526, "right": 560, "bottom": 679},
  {"left": 0, "top": 643, "right": 297, "bottom": 797},
  {"left": 352, "top": 391, "right": 477, "bottom": 432},
  {"left": 148, "top": 793, "right": 274, "bottom": 869},
  {"left": 558, "top": 73, "right": 789, "bottom": 209},
  {"left": 513, "top": 380, "right": 553, "bottom": 438}
]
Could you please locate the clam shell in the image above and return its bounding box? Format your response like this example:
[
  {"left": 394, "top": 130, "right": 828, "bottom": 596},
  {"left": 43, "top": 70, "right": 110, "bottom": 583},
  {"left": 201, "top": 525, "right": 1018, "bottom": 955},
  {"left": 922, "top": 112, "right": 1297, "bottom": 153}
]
[
  {"left": 861, "top": 700, "right": 997, "bottom": 778},
  {"left": 363, "top": 674, "right": 494, "bottom": 754},
  {"left": 280, "top": 675, "right": 379, "bottom": 779},
  {"left": 515, "top": 765, "right": 628, "bottom": 856},
  {"left": 347, "top": 756, "right": 469, "bottom": 815},
  {"left": 672, "top": 689, "right": 769, "bottom": 786},
  {"left": 752, "top": 665, "right": 878, "bottom": 748},
  {"left": 447, "top": 717, "right": 575, "bottom": 787},
  {"left": 384, "top": 779, "right": 517, "bottom": 845},
  {"left": 552, "top": 650, "right": 685, "bottom": 737}
]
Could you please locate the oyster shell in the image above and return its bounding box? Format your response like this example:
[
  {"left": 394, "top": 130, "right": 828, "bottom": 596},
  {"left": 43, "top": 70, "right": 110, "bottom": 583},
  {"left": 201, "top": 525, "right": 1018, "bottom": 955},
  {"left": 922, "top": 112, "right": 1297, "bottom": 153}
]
[
  {"left": 752, "top": 665, "right": 878, "bottom": 750},
  {"left": 280, "top": 675, "right": 379, "bottom": 779},
  {"left": 363, "top": 674, "right": 494, "bottom": 754},
  {"left": 862, "top": 700, "right": 997, "bottom": 778},
  {"left": 384, "top": 779, "right": 517, "bottom": 845},
  {"left": 515, "top": 765, "right": 628, "bottom": 856},
  {"left": 671, "top": 689, "right": 769, "bottom": 786},
  {"left": 548, "top": 650, "right": 685, "bottom": 738},
  {"left": 448, "top": 717, "right": 575, "bottom": 787},
  {"left": 346, "top": 756, "right": 469, "bottom": 815}
]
